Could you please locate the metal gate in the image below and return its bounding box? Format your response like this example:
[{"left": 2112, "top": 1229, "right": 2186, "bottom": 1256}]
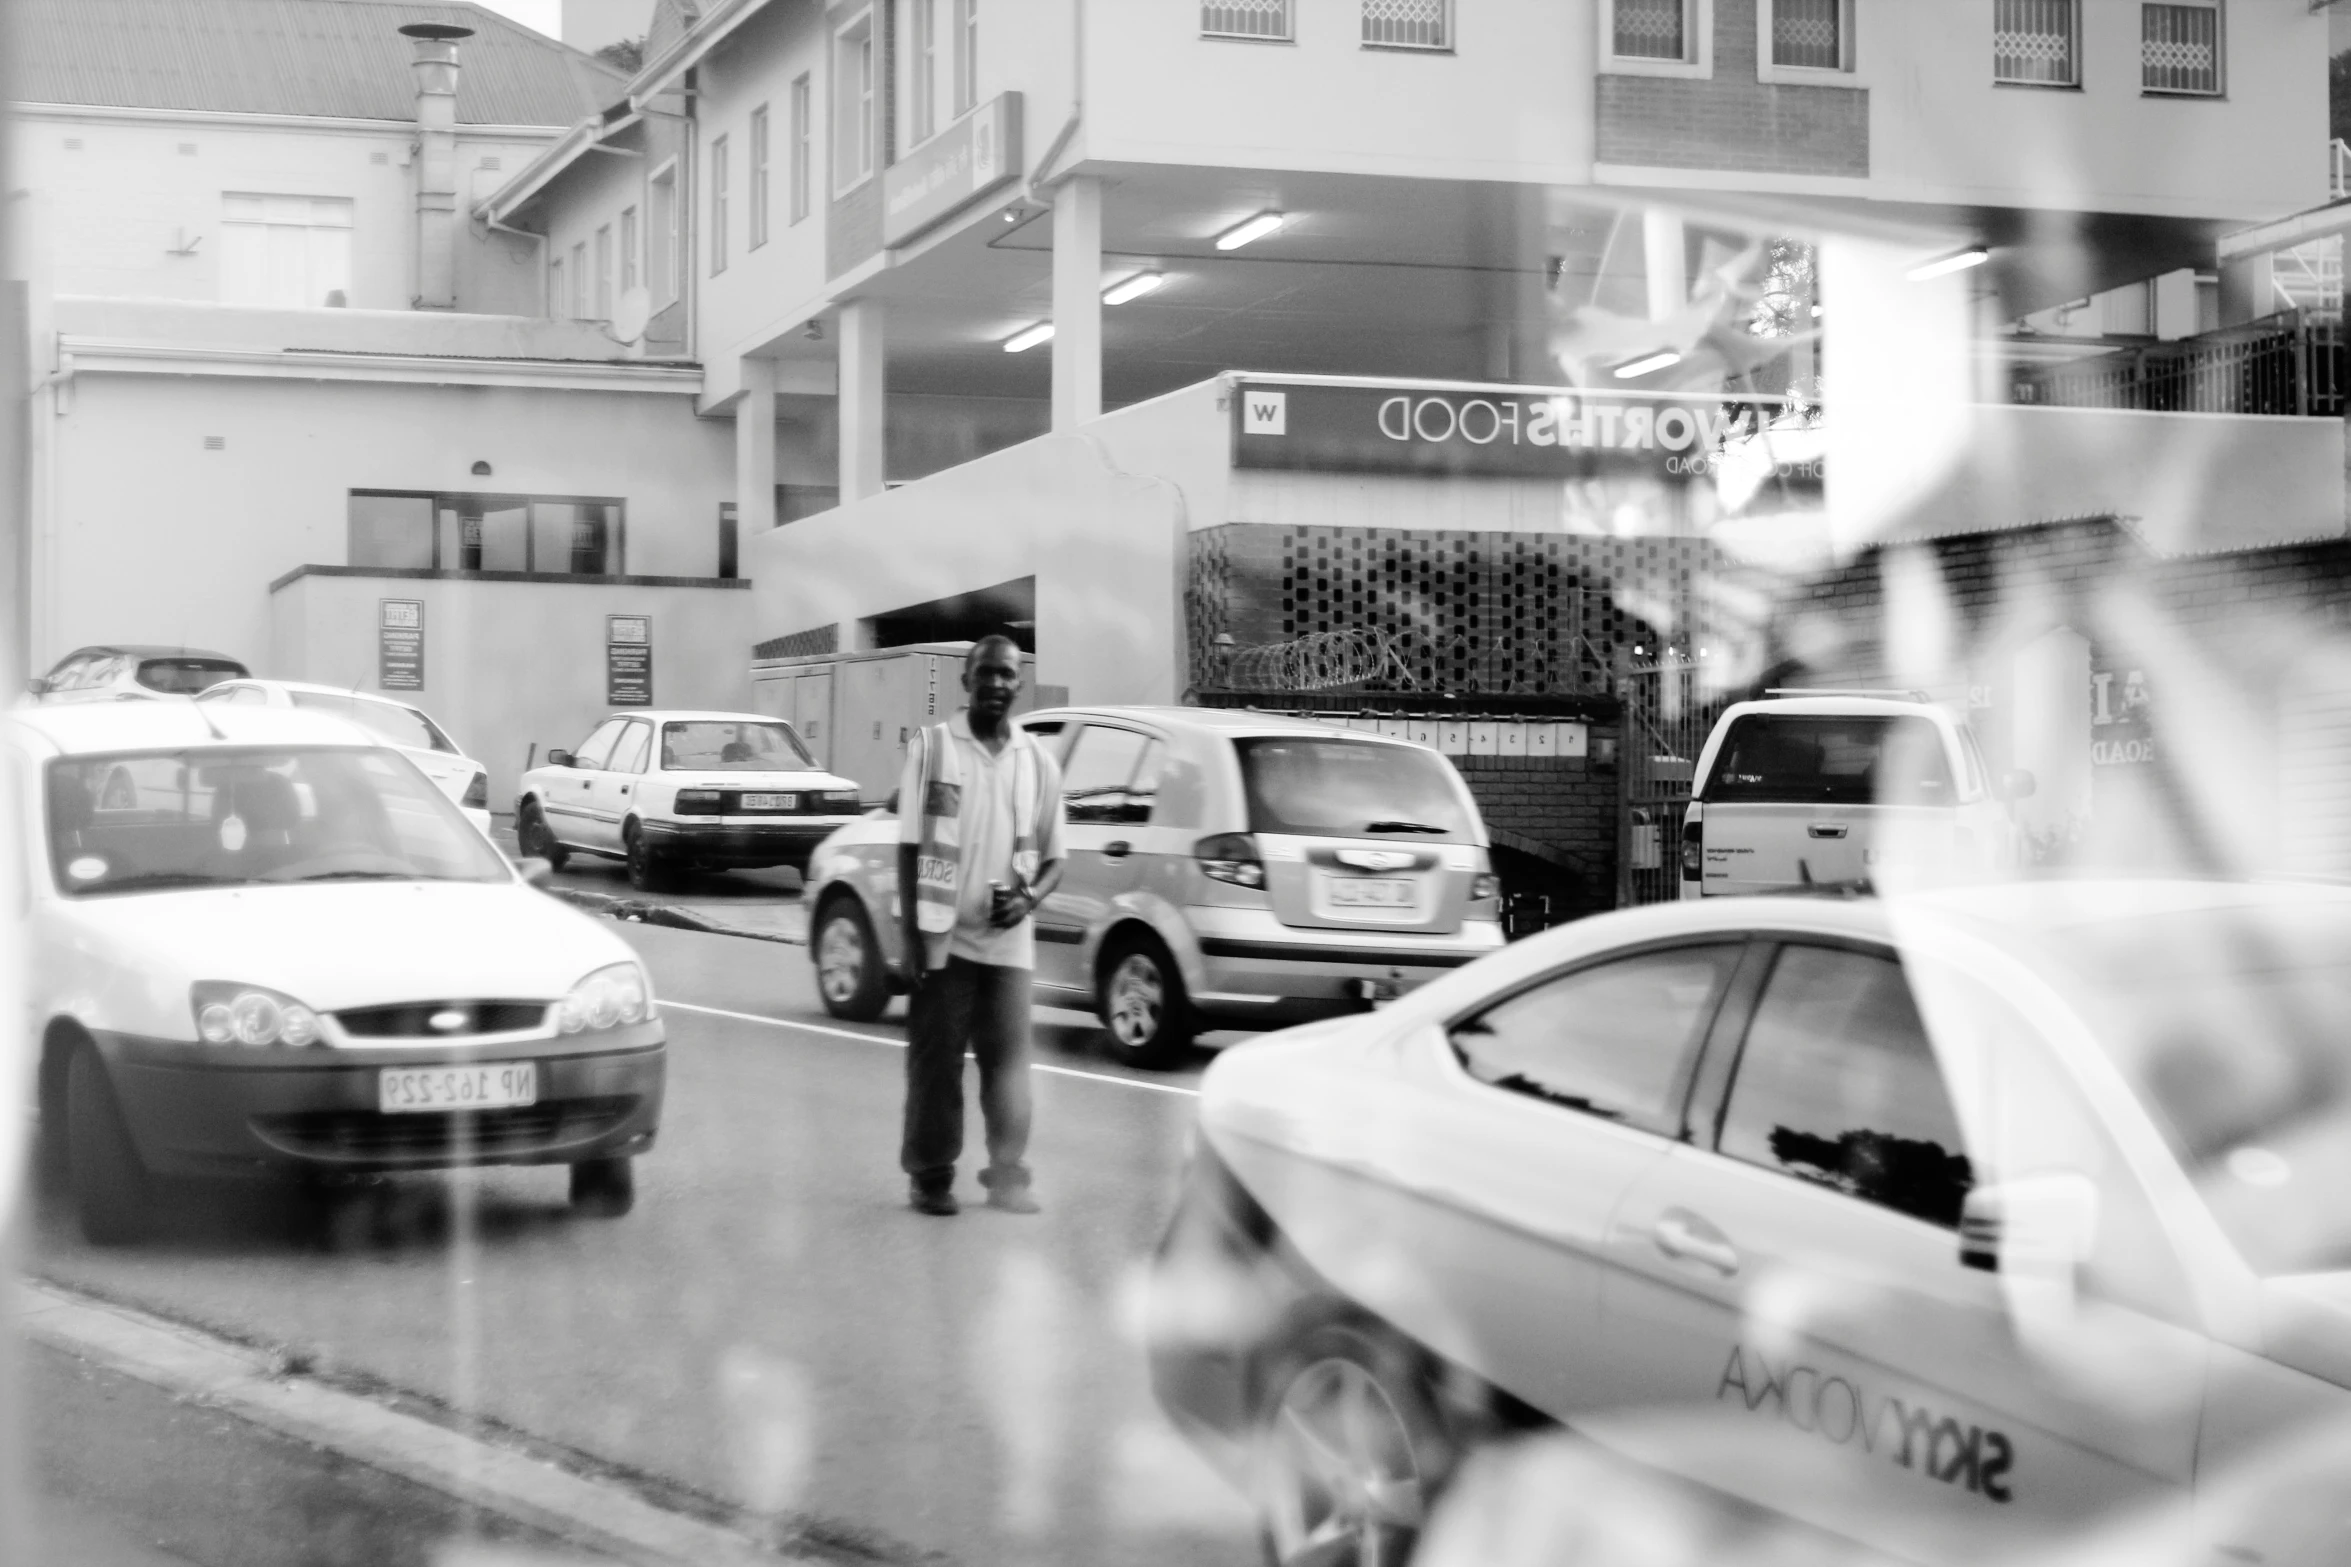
[{"left": 1617, "top": 659, "right": 1731, "bottom": 907}]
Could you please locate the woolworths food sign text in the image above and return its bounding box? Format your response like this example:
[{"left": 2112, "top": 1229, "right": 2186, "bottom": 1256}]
[{"left": 1230, "top": 380, "right": 1822, "bottom": 488}]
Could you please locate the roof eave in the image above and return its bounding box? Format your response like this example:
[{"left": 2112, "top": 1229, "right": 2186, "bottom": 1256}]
[
  {"left": 479, "top": 108, "right": 645, "bottom": 225},
  {"left": 629, "top": 0, "right": 777, "bottom": 106}
]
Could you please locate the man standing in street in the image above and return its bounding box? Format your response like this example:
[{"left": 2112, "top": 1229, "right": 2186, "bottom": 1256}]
[{"left": 896, "top": 635, "right": 1065, "bottom": 1216}]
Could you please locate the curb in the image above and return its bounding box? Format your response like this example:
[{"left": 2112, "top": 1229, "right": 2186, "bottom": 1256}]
[
  {"left": 542, "top": 886, "right": 807, "bottom": 946},
  {"left": 17, "top": 1278, "right": 828, "bottom": 1567}
]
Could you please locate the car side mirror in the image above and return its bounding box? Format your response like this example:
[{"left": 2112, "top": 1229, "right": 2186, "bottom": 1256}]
[
  {"left": 547, "top": 749, "right": 575, "bottom": 768},
  {"left": 1998, "top": 768, "right": 2036, "bottom": 801},
  {"left": 1960, "top": 1172, "right": 2097, "bottom": 1304},
  {"left": 517, "top": 856, "right": 555, "bottom": 888},
  {"left": 24, "top": 677, "right": 46, "bottom": 696}
]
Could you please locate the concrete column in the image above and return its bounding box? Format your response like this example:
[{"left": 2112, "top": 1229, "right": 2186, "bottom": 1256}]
[
  {"left": 1642, "top": 208, "right": 1687, "bottom": 322},
  {"left": 838, "top": 298, "right": 886, "bottom": 501},
  {"left": 735, "top": 357, "right": 777, "bottom": 540},
  {"left": 1051, "top": 175, "right": 1103, "bottom": 430},
  {"left": 2219, "top": 253, "right": 2275, "bottom": 328},
  {"left": 2152, "top": 268, "right": 2200, "bottom": 341}
]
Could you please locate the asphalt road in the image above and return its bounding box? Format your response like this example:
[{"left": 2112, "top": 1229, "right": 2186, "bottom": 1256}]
[{"left": 24, "top": 919, "right": 1257, "bottom": 1567}]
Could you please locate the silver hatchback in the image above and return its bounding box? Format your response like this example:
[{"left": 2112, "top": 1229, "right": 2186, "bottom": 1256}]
[{"left": 803, "top": 706, "right": 1507, "bottom": 1067}]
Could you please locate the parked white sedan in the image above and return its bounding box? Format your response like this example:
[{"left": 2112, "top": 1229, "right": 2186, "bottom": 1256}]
[
  {"left": 515, "top": 709, "right": 862, "bottom": 890},
  {"left": 197, "top": 678, "right": 492, "bottom": 837},
  {"left": 1150, "top": 880, "right": 2351, "bottom": 1567},
  {"left": 15, "top": 700, "right": 666, "bottom": 1245}
]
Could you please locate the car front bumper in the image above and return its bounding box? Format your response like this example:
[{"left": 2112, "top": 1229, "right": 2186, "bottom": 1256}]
[
  {"left": 640, "top": 817, "right": 862, "bottom": 867},
  {"left": 94, "top": 1022, "right": 666, "bottom": 1175}
]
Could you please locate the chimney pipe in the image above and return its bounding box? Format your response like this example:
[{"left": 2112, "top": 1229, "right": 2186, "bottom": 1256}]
[{"left": 400, "top": 22, "right": 473, "bottom": 310}]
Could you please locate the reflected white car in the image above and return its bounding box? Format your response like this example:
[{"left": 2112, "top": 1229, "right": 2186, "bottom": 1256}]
[
  {"left": 197, "top": 678, "right": 492, "bottom": 837},
  {"left": 14, "top": 701, "right": 666, "bottom": 1246},
  {"left": 1150, "top": 880, "right": 2351, "bottom": 1567}
]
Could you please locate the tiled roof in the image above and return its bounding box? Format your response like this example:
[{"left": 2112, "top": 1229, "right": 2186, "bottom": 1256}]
[{"left": 13, "top": 0, "right": 627, "bottom": 126}]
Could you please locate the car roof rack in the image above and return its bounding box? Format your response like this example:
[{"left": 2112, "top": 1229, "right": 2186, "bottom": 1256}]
[{"left": 1762, "top": 688, "right": 1934, "bottom": 703}]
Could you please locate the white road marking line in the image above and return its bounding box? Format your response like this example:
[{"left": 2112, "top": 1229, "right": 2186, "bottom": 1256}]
[
  {"left": 17, "top": 1277, "right": 805, "bottom": 1567},
  {"left": 657, "top": 999, "right": 1202, "bottom": 1098}
]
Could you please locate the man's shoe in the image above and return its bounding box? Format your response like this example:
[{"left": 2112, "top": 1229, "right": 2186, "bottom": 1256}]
[
  {"left": 984, "top": 1185, "right": 1040, "bottom": 1215},
  {"left": 909, "top": 1186, "right": 959, "bottom": 1217}
]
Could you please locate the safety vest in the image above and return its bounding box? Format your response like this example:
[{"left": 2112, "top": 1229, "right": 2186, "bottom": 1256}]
[{"left": 911, "top": 717, "right": 1042, "bottom": 970}]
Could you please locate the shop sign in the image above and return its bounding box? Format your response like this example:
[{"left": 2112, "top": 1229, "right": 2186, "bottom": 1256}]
[
  {"left": 882, "top": 93, "right": 1022, "bottom": 249},
  {"left": 2090, "top": 667, "right": 2153, "bottom": 767},
  {"left": 607, "top": 615, "right": 652, "bottom": 707},
  {"left": 378, "top": 599, "right": 424, "bottom": 691},
  {"left": 1230, "top": 379, "right": 1823, "bottom": 491}
]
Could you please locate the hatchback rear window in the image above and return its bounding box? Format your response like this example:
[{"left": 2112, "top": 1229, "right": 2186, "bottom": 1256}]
[
  {"left": 1234, "top": 737, "right": 1474, "bottom": 840},
  {"left": 136, "top": 657, "right": 246, "bottom": 695},
  {"left": 1703, "top": 714, "right": 1953, "bottom": 805}
]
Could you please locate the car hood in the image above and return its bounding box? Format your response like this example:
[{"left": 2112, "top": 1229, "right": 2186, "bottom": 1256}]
[
  {"left": 52, "top": 880, "right": 637, "bottom": 1015},
  {"left": 2262, "top": 1274, "right": 2351, "bottom": 1391}
]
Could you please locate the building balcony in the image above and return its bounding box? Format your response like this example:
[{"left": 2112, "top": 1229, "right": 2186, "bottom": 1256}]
[{"left": 2004, "top": 311, "right": 2344, "bottom": 420}]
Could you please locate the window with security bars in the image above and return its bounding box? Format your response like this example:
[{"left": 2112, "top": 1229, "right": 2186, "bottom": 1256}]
[
  {"left": 1362, "top": 0, "right": 1450, "bottom": 51},
  {"left": 2142, "top": 2, "right": 2220, "bottom": 95},
  {"left": 1202, "top": 0, "right": 1291, "bottom": 41},
  {"left": 1613, "top": 0, "right": 1689, "bottom": 62},
  {"left": 1994, "top": 0, "right": 2079, "bottom": 86},
  {"left": 1770, "top": 0, "right": 1844, "bottom": 70}
]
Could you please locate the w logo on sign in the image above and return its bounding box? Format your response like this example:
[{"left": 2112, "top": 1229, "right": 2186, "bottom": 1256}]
[{"left": 1242, "top": 390, "right": 1287, "bottom": 435}]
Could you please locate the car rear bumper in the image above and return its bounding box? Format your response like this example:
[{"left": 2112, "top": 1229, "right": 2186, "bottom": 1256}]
[
  {"left": 640, "top": 817, "right": 859, "bottom": 866},
  {"left": 1186, "top": 917, "right": 1506, "bottom": 1020},
  {"left": 94, "top": 1028, "right": 666, "bottom": 1175}
]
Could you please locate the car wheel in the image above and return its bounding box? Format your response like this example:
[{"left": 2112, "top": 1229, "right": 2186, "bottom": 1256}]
[
  {"left": 1253, "top": 1321, "right": 1457, "bottom": 1567},
  {"left": 68, "top": 1045, "right": 152, "bottom": 1246},
  {"left": 624, "top": 825, "right": 670, "bottom": 892},
  {"left": 1097, "top": 933, "right": 1196, "bottom": 1070},
  {"left": 517, "top": 801, "right": 568, "bottom": 871},
  {"left": 569, "top": 1156, "right": 635, "bottom": 1217},
  {"left": 814, "top": 899, "right": 890, "bottom": 1021}
]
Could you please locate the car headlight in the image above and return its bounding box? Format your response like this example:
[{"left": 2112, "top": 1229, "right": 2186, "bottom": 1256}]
[
  {"left": 191, "top": 981, "right": 324, "bottom": 1047},
  {"left": 556, "top": 962, "right": 654, "bottom": 1034}
]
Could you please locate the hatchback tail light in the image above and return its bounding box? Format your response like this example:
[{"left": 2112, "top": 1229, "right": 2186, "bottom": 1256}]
[
  {"left": 1680, "top": 811, "right": 1704, "bottom": 881},
  {"left": 1194, "top": 832, "right": 1266, "bottom": 889},
  {"left": 461, "top": 770, "right": 489, "bottom": 809}
]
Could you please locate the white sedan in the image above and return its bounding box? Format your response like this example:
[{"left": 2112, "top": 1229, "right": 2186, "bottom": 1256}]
[
  {"left": 197, "top": 678, "right": 492, "bottom": 837},
  {"left": 515, "top": 709, "right": 861, "bottom": 891},
  {"left": 1149, "top": 880, "right": 2351, "bottom": 1567},
  {"left": 15, "top": 700, "right": 666, "bottom": 1244}
]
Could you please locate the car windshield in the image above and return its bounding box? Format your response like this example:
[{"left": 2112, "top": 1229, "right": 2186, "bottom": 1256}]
[
  {"left": 2038, "top": 900, "right": 2351, "bottom": 1277},
  {"left": 660, "top": 719, "right": 814, "bottom": 771},
  {"left": 287, "top": 690, "right": 457, "bottom": 753},
  {"left": 1703, "top": 714, "right": 1954, "bottom": 806},
  {"left": 133, "top": 657, "right": 244, "bottom": 695},
  {"left": 1234, "top": 736, "right": 1475, "bottom": 840},
  {"left": 45, "top": 746, "right": 509, "bottom": 895}
]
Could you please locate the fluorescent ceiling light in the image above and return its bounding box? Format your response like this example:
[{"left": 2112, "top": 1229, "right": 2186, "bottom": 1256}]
[
  {"left": 1215, "top": 211, "right": 1285, "bottom": 251},
  {"left": 1612, "top": 350, "right": 1682, "bottom": 380},
  {"left": 1906, "top": 247, "right": 1991, "bottom": 282},
  {"left": 1102, "top": 271, "right": 1164, "bottom": 305},
  {"left": 1002, "top": 322, "right": 1055, "bottom": 353}
]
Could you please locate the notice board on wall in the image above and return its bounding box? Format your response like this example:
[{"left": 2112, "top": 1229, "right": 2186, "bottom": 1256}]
[
  {"left": 607, "top": 614, "right": 651, "bottom": 707},
  {"left": 378, "top": 599, "right": 424, "bottom": 691}
]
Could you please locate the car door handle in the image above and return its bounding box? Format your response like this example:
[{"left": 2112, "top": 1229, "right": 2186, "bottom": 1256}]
[
  {"left": 1653, "top": 1211, "right": 1740, "bottom": 1277},
  {"left": 1102, "top": 840, "right": 1131, "bottom": 858},
  {"left": 619, "top": 787, "right": 630, "bottom": 795},
  {"left": 1807, "top": 823, "right": 1848, "bottom": 839}
]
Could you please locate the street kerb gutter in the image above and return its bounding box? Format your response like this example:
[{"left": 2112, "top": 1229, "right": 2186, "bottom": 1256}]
[
  {"left": 17, "top": 1276, "right": 840, "bottom": 1567},
  {"left": 541, "top": 885, "right": 807, "bottom": 946}
]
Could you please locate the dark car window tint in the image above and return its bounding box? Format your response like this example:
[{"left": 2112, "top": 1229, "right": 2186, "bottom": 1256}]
[
  {"left": 572, "top": 720, "right": 628, "bottom": 772},
  {"left": 609, "top": 721, "right": 653, "bottom": 775},
  {"left": 1719, "top": 944, "right": 1973, "bottom": 1227},
  {"left": 1235, "top": 737, "right": 1472, "bottom": 841},
  {"left": 1703, "top": 715, "right": 1952, "bottom": 806},
  {"left": 1450, "top": 944, "right": 1742, "bottom": 1136},
  {"left": 136, "top": 657, "right": 246, "bottom": 695},
  {"left": 1062, "top": 725, "right": 1152, "bottom": 824}
]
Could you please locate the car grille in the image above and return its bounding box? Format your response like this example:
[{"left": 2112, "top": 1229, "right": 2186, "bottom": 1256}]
[
  {"left": 252, "top": 1096, "right": 638, "bottom": 1160},
  {"left": 334, "top": 1000, "right": 548, "bottom": 1038}
]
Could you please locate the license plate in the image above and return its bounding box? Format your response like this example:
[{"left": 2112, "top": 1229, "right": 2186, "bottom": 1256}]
[
  {"left": 1327, "top": 876, "right": 1418, "bottom": 908},
  {"left": 738, "top": 792, "right": 797, "bottom": 811},
  {"left": 378, "top": 1062, "right": 537, "bottom": 1114}
]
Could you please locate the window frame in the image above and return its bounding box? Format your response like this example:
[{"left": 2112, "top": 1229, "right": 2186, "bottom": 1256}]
[
  {"left": 1992, "top": 0, "right": 2082, "bottom": 89},
  {"left": 218, "top": 191, "right": 354, "bottom": 309},
  {"left": 593, "top": 222, "right": 613, "bottom": 320},
  {"left": 647, "top": 158, "right": 680, "bottom": 306},
  {"left": 749, "top": 106, "right": 771, "bottom": 248},
  {"left": 346, "top": 488, "right": 628, "bottom": 577},
  {"left": 2140, "top": 0, "right": 2223, "bottom": 98},
  {"left": 709, "top": 133, "right": 730, "bottom": 275},
  {"left": 910, "top": 0, "right": 939, "bottom": 144},
  {"left": 789, "top": 74, "right": 813, "bottom": 224},
  {"left": 1444, "top": 936, "right": 1759, "bottom": 1141},
  {"left": 953, "top": 0, "right": 978, "bottom": 115},
  {"left": 833, "top": 8, "right": 879, "bottom": 193},
  {"left": 1597, "top": 0, "right": 1714, "bottom": 80},
  {"left": 547, "top": 254, "right": 565, "bottom": 319},
  {"left": 1755, "top": 0, "right": 1862, "bottom": 85},
  {"left": 619, "top": 205, "right": 640, "bottom": 294},
  {"left": 1359, "top": 0, "right": 1453, "bottom": 53},
  {"left": 1059, "top": 722, "right": 1163, "bottom": 826},
  {"left": 568, "top": 241, "right": 587, "bottom": 317},
  {"left": 1200, "top": 0, "right": 1294, "bottom": 43}
]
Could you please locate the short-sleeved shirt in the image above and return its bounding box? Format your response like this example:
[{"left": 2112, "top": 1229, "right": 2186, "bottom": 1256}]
[{"left": 896, "top": 713, "right": 1066, "bottom": 969}]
